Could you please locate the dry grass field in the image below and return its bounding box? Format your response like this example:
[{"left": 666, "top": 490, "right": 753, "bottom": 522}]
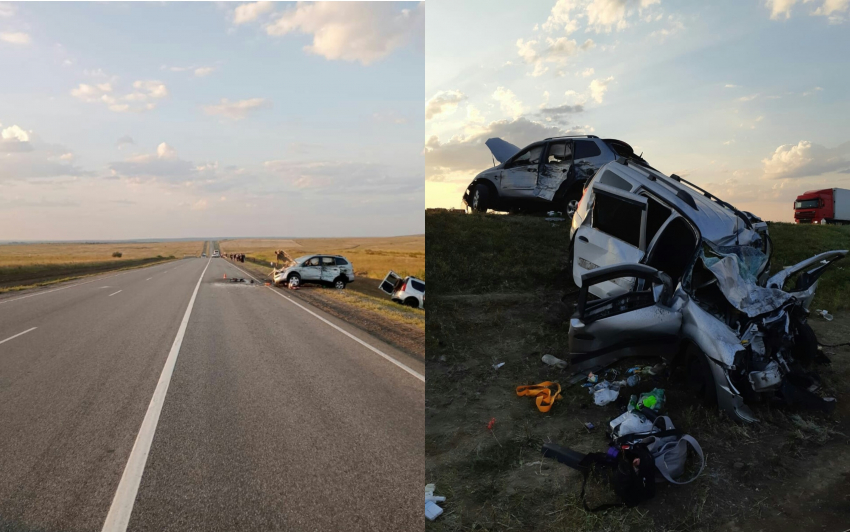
[
  {"left": 0, "top": 241, "right": 205, "bottom": 267},
  {"left": 219, "top": 236, "right": 425, "bottom": 279},
  {"left": 0, "top": 240, "right": 205, "bottom": 291}
]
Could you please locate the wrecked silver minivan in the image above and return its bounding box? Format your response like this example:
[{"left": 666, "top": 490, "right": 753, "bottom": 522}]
[{"left": 568, "top": 159, "right": 847, "bottom": 422}]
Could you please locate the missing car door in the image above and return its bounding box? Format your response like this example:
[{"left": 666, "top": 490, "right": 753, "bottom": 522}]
[{"left": 573, "top": 183, "right": 647, "bottom": 297}]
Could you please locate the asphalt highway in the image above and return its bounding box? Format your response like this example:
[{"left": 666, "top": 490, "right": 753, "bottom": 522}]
[{"left": 0, "top": 256, "right": 424, "bottom": 531}]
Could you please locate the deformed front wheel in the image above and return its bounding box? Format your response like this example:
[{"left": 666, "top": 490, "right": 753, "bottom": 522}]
[{"left": 288, "top": 273, "right": 301, "bottom": 287}]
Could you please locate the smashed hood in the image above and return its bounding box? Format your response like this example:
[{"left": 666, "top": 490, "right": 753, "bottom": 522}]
[
  {"left": 700, "top": 244, "right": 791, "bottom": 318},
  {"left": 485, "top": 138, "right": 520, "bottom": 164}
]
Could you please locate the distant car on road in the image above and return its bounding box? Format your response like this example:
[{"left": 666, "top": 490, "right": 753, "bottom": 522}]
[
  {"left": 273, "top": 255, "right": 354, "bottom": 289},
  {"left": 202, "top": 252, "right": 206, "bottom": 257},
  {"left": 213, "top": 250, "right": 220, "bottom": 258},
  {"left": 462, "top": 135, "right": 650, "bottom": 218},
  {"left": 379, "top": 271, "right": 425, "bottom": 308}
]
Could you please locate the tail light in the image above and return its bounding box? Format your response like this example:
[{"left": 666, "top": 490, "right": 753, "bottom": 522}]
[{"left": 400, "top": 281, "right": 408, "bottom": 292}]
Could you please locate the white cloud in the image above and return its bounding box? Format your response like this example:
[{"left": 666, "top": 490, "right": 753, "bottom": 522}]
[
  {"left": 2, "top": 124, "right": 30, "bottom": 143},
  {"left": 580, "top": 67, "right": 595, "bottom": 77},
  {"left": 0, "top": 3, "right": 16, "bottom": 18},
  {"left": 265, "top": 2, "right": 424, "bottom": 66},
  {"left": 110, "top": 143, "right": 195, "bottom": 181},
  {"left": 71, "top": 80, "right": 167, "bottom": 112},
  {"left": 802, "top": 86, "right": 823, "bottom": 96},
  {"left": 194, "top": 67, "right": 216, "bottom": 77},
  {"left": 0, "top": 124, "right": 85, "bottom": 181},
  {"left": 766, "top": 0, "right": 849, "bottom": 22},
  {"left": 736, "top": 93, "right": 759, "bottom": 102},
  {"left": 585, "top": 0, "right": 660, "bottom": 33},
  {"left": 542, "top": 0, "right": 581, "bottom": 34},
  {"left": 59, "top": 152, "right": 74, "bottom": 161},
  {"left": 516, "top": 37, "right": 594, "bottom": 77},
  {"left": 0, "top": 32, "right": 30, "bottom": 45},
  {"left": 425, "top": 116, "right": 590, "bottom": 182},
  {"left": 203, "top": 98, "right": 271, "bottom": 120},
  {"left": 724, "top": 84, "right": 740, "bottom": 88},
  {"left": 762, "top": 140, "right": 850, "bottom": 178},
  {"left": 233, "top": 1, "right": 275, "bottom": 25},
  {"left": 589, "top": 76, "right": 614, "bottom": 103},
  {"left": 492, "top": 87, "right": 525, "bottom": 118},
  {"left": 263, "top": 160, "right": 422, "bottom": 193},
  {"left": 425, "top": 90, "right": 467, "bottom": 120}
]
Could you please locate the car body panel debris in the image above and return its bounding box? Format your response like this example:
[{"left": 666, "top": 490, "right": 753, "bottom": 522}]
[
  {"left": 273, "top": 255, "right": 354, "bottom": 289},
  {"left": 567, "top": 159, "right": 847, "bottom": 422},
  {"left": 463, "top": 135, "right": 650, "bottom": 217},
  {"left": 378, "top": 271, "right": 425, "bottom": 309}
]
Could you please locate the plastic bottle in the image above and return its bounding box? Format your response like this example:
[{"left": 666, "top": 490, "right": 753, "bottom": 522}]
[
  {"left": 627, "top": 394, "right": 637, "bottom": 412},
  {"left": 627, "top": 375, "right": 640, "bottom": 387}
]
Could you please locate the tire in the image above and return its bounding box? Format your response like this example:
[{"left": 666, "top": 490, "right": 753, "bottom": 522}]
[
  {"left": 334, "top": 278, "right": 346, "bottom": 290},
  {"left": 686, "top": 345, "right": 717, "bottom": 405},
  {"left": 404, "top": 297, "right": 420, "bottom": 308},
  {"left": 562, "top": 189, "right": 582, "bottom": 219},
  {"left": 471, "top": 183, "right": 490, "bottom": 213},
  {"left": 288, "top": 273, "right": 301, "bottom": 287}
]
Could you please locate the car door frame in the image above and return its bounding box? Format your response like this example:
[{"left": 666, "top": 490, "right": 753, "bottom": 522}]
[
  {"left": 572, "top": 183, "right": 648, "bottom": 297},
  {"left": 534, "top": 140, "right": 573, "bottom": 201},
  {"left": 569, "top": 263, "right": 681, "bottom": 372},
  {"left": 320, "top": 256, "right": 341, "bottom": 284},
  {"left": 501, "top": 144, "right": 543, "bottom": 196},
  {"left": 300, "top": 256, "right": 322, "bottom": 281}
]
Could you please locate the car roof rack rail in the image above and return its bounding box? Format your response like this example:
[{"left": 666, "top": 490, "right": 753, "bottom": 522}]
[{"left": 542, "top": 134, "right": 600, "bottom": 140}]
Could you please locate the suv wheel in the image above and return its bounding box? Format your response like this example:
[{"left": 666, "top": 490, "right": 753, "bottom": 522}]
[
  {"left": 471, "top": 184, "right": 489, "bottom": 213},
  {"left": 404, "top": 297, "right": 419, "bottom": 308},
  {"left": 563, "top": 189, "right": 582, "bottom": 219},
  {"left": 334, "top": 278, "right": 346, "bottom": 289},
  {"left": 288, "top": 273, "right": 301, "bottom": 287}
]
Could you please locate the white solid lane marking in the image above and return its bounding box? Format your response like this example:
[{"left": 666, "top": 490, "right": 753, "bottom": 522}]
[
  {"left": 108, "top": 290, "right": 122, "bottom": 297},
  {"left": 227, "top": 262, "right": 425, "bottom": 382},
  {"left": 145, "top": 278, "right": 152, "bottom": 281},
  {"left": 101, "top": 258, "right": 211, "bottom": 532},
  {"left": 0, "top": 327, "right": 37, "bottom": 346}
]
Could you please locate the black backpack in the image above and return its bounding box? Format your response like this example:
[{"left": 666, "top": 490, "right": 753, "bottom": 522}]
[{"left": 542, "top": 443, "right": 656, "bottom": 511}]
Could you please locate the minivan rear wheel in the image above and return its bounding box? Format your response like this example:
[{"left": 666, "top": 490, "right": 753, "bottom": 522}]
[
  {"left": 334, "top": 278, "right": 346, "bottom": 289},
  {"left": 404, "top": 297, "right": 419, "bottom": 308}
]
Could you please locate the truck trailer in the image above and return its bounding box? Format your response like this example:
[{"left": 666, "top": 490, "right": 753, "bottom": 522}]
[{"left": 794, "top": 188, "right": 850, "bottom": 225}]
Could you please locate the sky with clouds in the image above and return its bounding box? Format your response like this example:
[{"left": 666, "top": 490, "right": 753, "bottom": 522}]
[
  {"left": 0, "top": 1, "right": 424, "bottom": 240},
  {"left": 425, "top": 0, "right": 850, "bottom": 222}
]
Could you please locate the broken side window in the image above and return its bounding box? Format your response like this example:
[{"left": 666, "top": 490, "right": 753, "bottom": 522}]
[
  {"left": 308, "top": 257, "right": 320, "bottom": 266},
  {"left": 509, "top": 145, "right": 543, "bottom": 167},
  {"left": 598, "top": 170, "right": 633, "bottom": 192},
  {"left": 545, "top": 142, "right": 572, "bottom": 165},
  {"left": 645, "top": 217, "right": 697, "bottom": 281},
  {"left": 321, "top": 257, "right": 335, "bottom": 266},
  {"left": 592, "top": 189, "right": 643, "bottom": 248}
]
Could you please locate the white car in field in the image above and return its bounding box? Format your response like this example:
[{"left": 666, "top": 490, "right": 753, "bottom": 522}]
[
  {"left": 379, "top": 271, "right": 425, "bottom": 308},
  {"left": 273, "top": 255, "right": 355, "bottom": 289}
]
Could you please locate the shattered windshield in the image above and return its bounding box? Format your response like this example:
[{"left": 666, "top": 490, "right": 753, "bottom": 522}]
[{"left": 693, "top": 243, "right": 790, "bottom": 318}]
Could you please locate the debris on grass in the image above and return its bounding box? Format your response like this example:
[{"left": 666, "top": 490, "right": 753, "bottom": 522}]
[{"left": 542, "top": 354, "right": 567, "bottom": 369}]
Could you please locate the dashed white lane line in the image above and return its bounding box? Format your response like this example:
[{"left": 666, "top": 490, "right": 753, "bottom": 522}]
[
  {"left": 0, "top": 259, "right": 189, "bottom": 306},
  {"left": 101, "top": 258, "right": 211, "bottom": 532},
  {"left": 108, "top": 290, "right": 122, "bottom": 297},
  {"left": 145, "top": 278, "right": 152, "bottom": 281},
  {"left": 226, "top": 262, "right": 425, "bottom": 382},
  {"left": 0, "top": 327, "right": 37, "bottom": 346}
]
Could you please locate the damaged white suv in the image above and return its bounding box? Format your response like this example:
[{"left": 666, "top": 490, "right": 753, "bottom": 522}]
[{"left": 567, "top": 159, "right": 847, "bottom": 422}]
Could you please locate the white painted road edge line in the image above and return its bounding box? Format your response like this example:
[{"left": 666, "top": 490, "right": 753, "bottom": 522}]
[
  {"left": 0, "top": 327, "right": 37, "bottom": 346},
  {"left": 108, "top": 290, "right": 122, "bottom": 297},
  {"left": 145, "top": 278, "right": 152, "bottom": 281},
  {"left": 227, "top": 262, "right": 425, "bottom": 382},
  {"left": 101, "top": 258, "right": 211, "bottom": 532}
]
